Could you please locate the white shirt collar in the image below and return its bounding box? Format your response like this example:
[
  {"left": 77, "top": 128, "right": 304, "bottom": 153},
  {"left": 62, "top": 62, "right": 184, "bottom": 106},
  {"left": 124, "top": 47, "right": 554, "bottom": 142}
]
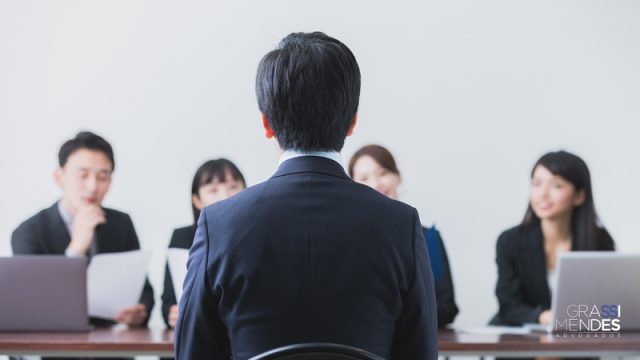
[
  {"left": 57, "top": 200, "right": 74, "bottom": 235},
  {"left": 278, "top": 149, "right": 344, "bottom": 167}
]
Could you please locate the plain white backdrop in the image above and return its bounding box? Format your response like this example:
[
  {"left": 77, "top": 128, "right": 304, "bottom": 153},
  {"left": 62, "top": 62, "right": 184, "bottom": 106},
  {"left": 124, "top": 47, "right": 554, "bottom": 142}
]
[{"left": 1, "top": 0, "right": 639, "bottom": 331}]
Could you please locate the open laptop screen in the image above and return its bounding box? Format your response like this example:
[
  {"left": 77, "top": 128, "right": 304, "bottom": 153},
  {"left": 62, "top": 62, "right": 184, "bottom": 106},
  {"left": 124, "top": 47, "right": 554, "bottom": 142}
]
[
  {"left": 0, "top": 256, "right": 89, "bottom": 332},
  {"left": 551, "top": 252, "right": 640, "bottom": 334}
]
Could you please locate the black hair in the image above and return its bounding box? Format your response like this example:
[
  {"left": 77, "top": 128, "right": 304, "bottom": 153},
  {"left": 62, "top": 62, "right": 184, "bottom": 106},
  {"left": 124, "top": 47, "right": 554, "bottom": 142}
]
[
  {"left": 255, "top": 32, "right": 361, "bottom": 151},
  {"left": 58, "top": 131, "right": 115, "bottom": 171},
  {"left": 521, "top": 150, "right": 614, "bottom": 250},
  {"left": 191, "top": 159, "right": 246, "bottom": 225}
]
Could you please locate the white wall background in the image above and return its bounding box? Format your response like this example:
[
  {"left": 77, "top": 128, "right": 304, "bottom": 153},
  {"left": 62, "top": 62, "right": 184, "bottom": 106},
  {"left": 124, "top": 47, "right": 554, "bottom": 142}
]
[{"left": 1, "top": 0, "right": 639, "bottom": 330}]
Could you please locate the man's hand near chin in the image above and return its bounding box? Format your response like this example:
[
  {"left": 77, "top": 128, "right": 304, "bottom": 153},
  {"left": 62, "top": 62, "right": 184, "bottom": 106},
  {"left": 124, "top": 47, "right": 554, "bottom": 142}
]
[{"left": 66, "top": 204, "right": 106, "bottom": 256}]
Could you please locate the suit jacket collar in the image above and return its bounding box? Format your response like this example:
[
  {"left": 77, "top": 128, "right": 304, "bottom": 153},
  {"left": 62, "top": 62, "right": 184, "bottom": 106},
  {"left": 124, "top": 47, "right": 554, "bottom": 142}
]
[
  {"left": 56, "top": 200, "right": 74, "bottom": 235},
  {"left": 272, "top": 155, "right": 351, "bottom": 180},
  {"left": 44, "top": 202, "right": 72, "bottom": 253},
  {"left": 519, "top": 222, "right": 551, "bottom": 302}
]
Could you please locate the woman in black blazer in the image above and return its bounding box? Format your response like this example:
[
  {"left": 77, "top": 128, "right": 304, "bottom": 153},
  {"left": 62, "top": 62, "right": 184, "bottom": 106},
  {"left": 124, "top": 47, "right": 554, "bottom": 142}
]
[
  {"left": 349, "top": 144, "right": 459, "bottom": 327},
  {"left": 493, "top": 151, "right": 615, "bottom": 326},
  {"left": 161, "top": 159, "right": 247, "bottom": 328}
]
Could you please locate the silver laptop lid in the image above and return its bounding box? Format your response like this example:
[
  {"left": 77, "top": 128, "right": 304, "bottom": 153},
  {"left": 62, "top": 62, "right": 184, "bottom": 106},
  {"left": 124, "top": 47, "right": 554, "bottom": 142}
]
[
  {"left": 552, "top": 252, "right": 640, "bottom": 333},
  {"left": 0, "top": 256, "right": 89, "bottom": 332}
]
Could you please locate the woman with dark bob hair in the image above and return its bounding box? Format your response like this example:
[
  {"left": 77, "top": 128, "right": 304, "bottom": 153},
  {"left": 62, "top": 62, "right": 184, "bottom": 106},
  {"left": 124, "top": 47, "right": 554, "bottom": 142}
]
[
  {"left": 349, "top": 144, "right": 459, "bottom": 328},
  {"left": 161, "top": 158, "right": 246, "bottom": 328},
  {"left": 492, "top": 150, "right": 615, "bottom": 326}
]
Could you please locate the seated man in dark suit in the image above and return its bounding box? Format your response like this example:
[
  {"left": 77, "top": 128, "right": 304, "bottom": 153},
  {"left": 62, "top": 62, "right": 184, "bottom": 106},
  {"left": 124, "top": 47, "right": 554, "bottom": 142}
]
[
  {"left": 175, "top": 32, "right": 438, "bottom": 360},
  {"left": 11, "top": 131, "right": 154, "bottom": 329}
]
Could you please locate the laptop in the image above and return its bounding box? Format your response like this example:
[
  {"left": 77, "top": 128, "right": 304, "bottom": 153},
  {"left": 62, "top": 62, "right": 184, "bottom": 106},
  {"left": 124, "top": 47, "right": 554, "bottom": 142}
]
[
  {"left": 0, "top": 256, "right": 90, "bottom": 332},
  {"left": 527, "top": 252, "right": 640, "bottom": 333}
]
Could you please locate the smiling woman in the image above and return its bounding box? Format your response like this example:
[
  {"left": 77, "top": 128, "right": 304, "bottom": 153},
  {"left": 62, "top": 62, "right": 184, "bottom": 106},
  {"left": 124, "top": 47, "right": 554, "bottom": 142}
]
[{"left": 492, "top": 150, "right": 615, "bottom": 327}]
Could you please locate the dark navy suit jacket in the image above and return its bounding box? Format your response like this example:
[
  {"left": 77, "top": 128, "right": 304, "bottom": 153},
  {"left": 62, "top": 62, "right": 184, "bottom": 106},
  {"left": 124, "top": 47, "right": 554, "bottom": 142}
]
[{"left": 174, "top": 156, "right": 438, "bottom": 360}]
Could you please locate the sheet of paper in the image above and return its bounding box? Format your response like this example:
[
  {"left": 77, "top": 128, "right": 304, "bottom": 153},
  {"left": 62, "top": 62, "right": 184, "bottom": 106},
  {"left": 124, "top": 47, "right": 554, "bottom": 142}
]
[
  {"left": 87, "top": 250, "right": 150, "bottom": 319},
  {"left": 167, "top": 248, "right": 189, "bottom": 302},
  {"left": 457, "top": 325, "right": 532, "bottom": 335}
]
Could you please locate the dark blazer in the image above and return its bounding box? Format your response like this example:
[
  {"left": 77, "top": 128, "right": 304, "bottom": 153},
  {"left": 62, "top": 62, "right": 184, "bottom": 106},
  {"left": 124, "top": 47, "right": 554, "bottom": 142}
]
[
  {"left": 424, "top": 227, "right": 459, "bottom": 327},
  {"left": 174, "top": 156, "right": 438, "bottom": 360},
  {"left": 163, "top": 224, "right": 456, "bottom": 331},
  {"left": 161, "top": 225, "right": 196, "bottom": 327},
  {"left": 492, "top": 223, "right": 615, "bottom": 326},
  {"left": 11, "top": 202, "right": 155, "bottom": 326}
]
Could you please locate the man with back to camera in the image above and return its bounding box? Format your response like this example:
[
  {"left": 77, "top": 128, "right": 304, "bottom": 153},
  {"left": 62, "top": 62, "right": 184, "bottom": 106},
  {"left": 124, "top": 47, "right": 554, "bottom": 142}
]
[
  {"left": 174, "top": 32, "right": 438, "bottom": 360},
  {"left": 11, "top": 131, "right": 155, "bottom": 335}
]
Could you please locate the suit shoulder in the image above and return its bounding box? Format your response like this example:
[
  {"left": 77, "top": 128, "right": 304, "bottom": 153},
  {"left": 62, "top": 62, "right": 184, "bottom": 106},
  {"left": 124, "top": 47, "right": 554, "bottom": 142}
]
[
  {"left": 229, "top": 181, "right": 267, "bottom": 201},
  {"left": 496, "top": 224, "right": 532, "bottom": 248},
  {"left": 170, "top": 225, "right": 196, "bottom": 249},
  {"left": 11, "top": 206, "right": 55, "bottom": 252},
  {"left": 344, "top": 183, "right": 420, "bottom": 247},
  {"left": 499, "top": 225, "right": 523, "bottom": 238},
  {"left": 103, "top": 207, "right": 133, "bottom": 223},
  {"left": 351, "top": 180, "right": 417, "bottom": 214},
  {"left": 103, "top": 207, "right": 130, "bottom": 218},
  {"left": 173, "top": 225, "right": 195, "bottom": 237},
  {"left": 12, "top": 207, "right": 49, "bottom": 238}
]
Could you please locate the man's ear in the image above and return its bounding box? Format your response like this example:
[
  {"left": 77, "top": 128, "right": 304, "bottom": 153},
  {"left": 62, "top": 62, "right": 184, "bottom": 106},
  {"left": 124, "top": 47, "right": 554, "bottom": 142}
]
[
  {"left": 53, "top": 168, "right": 64, "bottom": 189},
  {"left": 261, "top": 113, "right": 275, "bottom": 139},
  {"left": 347, "top": 112, "right": 358, "bottom": 136},
  {"left": 573, "top": 189, "right": 586, "bottom": 207}
]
